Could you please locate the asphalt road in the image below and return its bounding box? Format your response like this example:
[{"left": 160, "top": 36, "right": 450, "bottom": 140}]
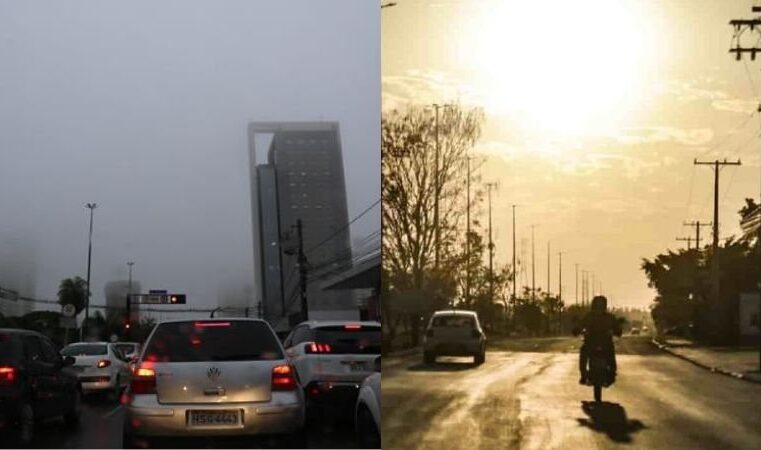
[
  {"left": 382, "top": 336, "right": 761, "bottom": 450},
  {"left": 5, "top": 394, "right": 359, "bottom": 449}
]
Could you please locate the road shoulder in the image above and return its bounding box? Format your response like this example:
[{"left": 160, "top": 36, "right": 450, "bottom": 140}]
[{"left": 651, "top": 338, "right": 761, "bottom": 385}]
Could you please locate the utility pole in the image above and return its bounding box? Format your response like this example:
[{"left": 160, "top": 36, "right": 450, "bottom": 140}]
[
  {"left": 558, "top": 252, "right": 563, "bottom": 335},
  {"left": 296, "top": 220, "right": 308, "bottom": 322},
  {"left": 546, "top": 241, "right": 551, "bottom": 297},
  {"left": 465, "top": 156, "right": 472, "bottom": 306},
  {"left": 684, "top": 221, "right": 711, "bottom": 250},
  {"left": 126, "top": 261, "right": 134, "bottom": 339},
  {"left": 728, "top": 10, "right": 761, "bottom": 370},
  {"left": 575, "top": 263, "right": 579, "bottom": 306},
  {"left": 512, "top": 204, "right": 517, "bottom": 327},
  {"left": 82, "top": 202, "right": 97, "bottom": 341},
  {"left": 432, "top": 103, "right": 453, "bottom": 271},
  {"left": 485, "top": 182, "right": 498, "bottom": 305},
  {"left": 676, "top": 236, "right": 693, "bottom": 251},
  {"left": 531, "top": 225, "right": 536, "bottom": 301},
  {"left": 591, "top": 273, "right": 596, "bottom": 297},
  {"left": 694, "top": 159, "right": 742, "bottom": 305}
]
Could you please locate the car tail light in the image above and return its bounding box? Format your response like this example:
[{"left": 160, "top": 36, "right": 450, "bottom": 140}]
[
  {"left": 271, "top": 364, "right": 297, "bottom": 391},
  {"left": 426, "top": 329, "right": 434, "bottom": 338},
  {"left": 130, "top": 365, "right": 156, "bottom": 395},
  {"left": 304, "top": 342, "right": 332, "bottom": 354},
  {"left": 97, "top": 359, "right": 111, "bottom": 368},
  {"left": 0, "top": 366, "right": 16, "bottom": 384},
  {"left": 194, "top": 321, "right": 231, "bottom": 328},
  {"left": 344, "top": 323, "right": 361, "bottom": 330}
]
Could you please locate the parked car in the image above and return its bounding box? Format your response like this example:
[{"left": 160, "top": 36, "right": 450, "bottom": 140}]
[
  {"left": 60, "top": 342, "right": 131, "bottom": 400},
  {"left": 283, "top": 321, "right": 381, "bottom": 419},
  {"left": 630, "top": 327, "right": 641, "bottom": 335},
  {"left": 355, "top": 356, "right": 381, "bottom": 449},
  {"left": 423, "top": 310, "right": 486, "bottom": 364},
  {"left": 0, "top": 328, "right": 81, "bottom": 445},
  {"left": 122, "top": 319, "right": 305, "bottom": 448}
]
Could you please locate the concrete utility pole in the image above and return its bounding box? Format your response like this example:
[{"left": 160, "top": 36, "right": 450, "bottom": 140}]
[
  {"left": 531, "top": 225, "right": 536, "bottom": 301},
  {"left": 694, "top": 159, "right": 742, "bottom": 305},
  {"left": 684, "top": 221, "right": 711, "bottom": 250},
  {"left": 296, "top": 219, "right": 308, "bottom": 322},
  {"left": 465, "top": 156, "right": 472, "bottom": 306},
  {"left": 512, "top": 205, "right": 517, "bottom": 306},
  {"left": 432, "top": 103, "right": 454, "bottom": 271},
  {"left": 676, "top": 236, "right": 693, "bottom": 251},
  {"left": 546, "top": 241, "right": 551, "bottom": 297},
  {"left": 82, "top": 202, "right": 97, "bottom": 341},
  {"left": 729, "top": 10, "right": 761, "bottom": 370},
  {"left": 558, "top": 252, "right": 563, "bottom": 334},
  {"left": 485, "top": 182, "right": 498, "bottom": 305},
  {"left": 126, "top": 261, "right": 134, "bottom": 339},
  {"left": 575, "top": 263, "right": 579, "bottom": 306}
]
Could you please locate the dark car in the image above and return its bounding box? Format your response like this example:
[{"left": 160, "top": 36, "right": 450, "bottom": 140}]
[{"left": 0, "top": 329, "right": 82, "bottom": 445}]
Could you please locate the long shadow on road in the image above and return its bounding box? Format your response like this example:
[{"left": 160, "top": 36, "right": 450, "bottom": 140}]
[
  {"left": 577, "top": 401, "right": 646, "bottom": 444},
  {"left": 407, "top": 361, "right": 479, "bottom": 372}
]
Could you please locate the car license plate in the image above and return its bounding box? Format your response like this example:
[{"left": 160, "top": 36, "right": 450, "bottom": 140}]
[{"left": 188, "top": 410, "right": 240, "bottom": 427}]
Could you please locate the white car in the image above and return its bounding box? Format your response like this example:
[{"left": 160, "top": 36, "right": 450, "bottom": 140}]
[
  {"left": 423, "top": 310, "right": 486, "bottom": 364},
  {"left": 283, "top": 321, "right": 381, "bottom": 415},
  {"left": 355, "top": 357, "right": 380, "bottom": 449},
  {"left": 60, "top": 342, "right": 131, "bottom": 400}
]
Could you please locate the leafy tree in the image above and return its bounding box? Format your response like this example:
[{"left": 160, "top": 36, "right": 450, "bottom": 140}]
[{"left": 57, "top": 276, "right": 88, "bottom": 315}]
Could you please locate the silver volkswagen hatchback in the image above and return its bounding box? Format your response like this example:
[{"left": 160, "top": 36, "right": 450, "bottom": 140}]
[{"left": 121, "top": 319, "right": 305, "bottom": 447}]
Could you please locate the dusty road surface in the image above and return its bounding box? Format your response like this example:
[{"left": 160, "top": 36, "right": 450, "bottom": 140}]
[{"left": 382, "top": 336, "right": 761, "bottom": 450}]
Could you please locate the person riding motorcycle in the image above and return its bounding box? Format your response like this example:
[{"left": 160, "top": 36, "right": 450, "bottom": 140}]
[{"left": 573, "top": 295, "right": 622, "bottom": 385}]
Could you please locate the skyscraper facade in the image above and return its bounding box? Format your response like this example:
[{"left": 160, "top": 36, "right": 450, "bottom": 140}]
[{"left": 249, "top": 122, "right": 354, "bottom": 331}]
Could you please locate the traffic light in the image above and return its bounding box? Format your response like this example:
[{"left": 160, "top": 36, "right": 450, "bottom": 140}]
[{"left": 169, "top": 294, "right": 186, "bottom": 304}]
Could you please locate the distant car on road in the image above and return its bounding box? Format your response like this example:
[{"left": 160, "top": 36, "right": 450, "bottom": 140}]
[
  {"left": 121, "top": 319, "right": 305, "bottom": 448},
  {"left": 0, "top": 328, "right": 81, "bottom": 445},
  {"left": 423, "top": 310, "right": 486, "bottom": 365},
  {"left": 60, "top": 342, "right": 131, "bottom": 401},
  {"left": 630, "top": 327, "right": 641, "bottom": 335},
  {"left": 283, "top": 321, "right": 381, "bottom": 419},
  {"left": 355, "top": 356, "right": 380, "bottom": 449}
]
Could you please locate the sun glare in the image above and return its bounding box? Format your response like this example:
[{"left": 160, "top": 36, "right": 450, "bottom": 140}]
[{"left": 458, "top": 0, "right": 656, "bottom": 137}]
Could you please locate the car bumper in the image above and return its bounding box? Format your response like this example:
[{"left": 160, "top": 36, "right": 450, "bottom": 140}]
[
  {"left": 305, "top": 380, "right": 361, "bottom": 404},
  {"left": 424, "top": 341, "right": 481, "bottom": 356},
  {"left": 123, "top": 393, "right": 305, "bottom": 437},
  {"left": 78, "top": 375, "right": 115, "bottom": 392}
]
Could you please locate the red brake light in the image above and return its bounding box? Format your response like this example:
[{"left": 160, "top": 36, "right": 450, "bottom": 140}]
[
  {"left": 344, "top": 324, "right": 361, "bottom": 330},
  {"left": 271, "top": 364, "right": 297, "bottom": 391},
  {"left": 305, "top": 342, "right": 332, "bottom": 354},
  {"left": 191, "top": 338, "right": 202, "bottom": 346},
  {"left": 97, "top": 359, "right": 111, "bottom": 368},
  {"left": 194, "top": 321, "right": 231, "bottom": 328},
  {"left": 129, "top": 365, "right": 156, "bottom": 395},
  {"left": 0, "top": 366, "right": 16, "bottom": 384}
]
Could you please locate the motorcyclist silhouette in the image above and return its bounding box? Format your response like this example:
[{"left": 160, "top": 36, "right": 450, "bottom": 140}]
[{"left": 573, "top": 295, "right": 622, "bottom": 385}]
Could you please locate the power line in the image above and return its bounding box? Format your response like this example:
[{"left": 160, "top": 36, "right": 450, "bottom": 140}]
[{"left": 305, "top": 199, "right": 380, "bottom": 256}]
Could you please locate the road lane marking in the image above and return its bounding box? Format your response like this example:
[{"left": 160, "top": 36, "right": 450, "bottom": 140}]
[{"left": 103, "top": 405, "right": 123, "bottom": 419}]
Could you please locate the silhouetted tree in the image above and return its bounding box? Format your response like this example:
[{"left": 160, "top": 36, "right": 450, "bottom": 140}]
[{"left": 57, "top": 276, "right": 88, "bottom": 315}]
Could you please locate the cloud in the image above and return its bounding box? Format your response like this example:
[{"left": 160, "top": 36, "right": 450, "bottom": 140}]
[
  {"left": 711, "top": 98, "right": 758, "bottom": 114},
  {"left": 382, "top": 69, "right": 480, "bottom": 111},
  {"left": 613, "top": 127, "right": 714, "bottom": 147}
]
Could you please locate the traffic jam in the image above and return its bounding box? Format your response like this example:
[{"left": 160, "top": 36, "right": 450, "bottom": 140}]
[{"left": 0, "top": 319, "right": 381, "bottom": 448}]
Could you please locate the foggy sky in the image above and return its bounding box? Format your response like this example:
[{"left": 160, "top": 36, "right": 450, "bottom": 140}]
[{"left": 0, "top": 0, "right": 380, "bottom": 313}]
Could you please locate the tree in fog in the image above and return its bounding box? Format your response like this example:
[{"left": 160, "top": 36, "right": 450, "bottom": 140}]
[{"left": 57, "top": 277, "right": 88, "bottom": 314}]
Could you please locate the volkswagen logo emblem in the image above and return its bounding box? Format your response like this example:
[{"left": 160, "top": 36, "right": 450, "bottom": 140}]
[{"left": 207, "top": 367, "right": 221, "bottom": 380}]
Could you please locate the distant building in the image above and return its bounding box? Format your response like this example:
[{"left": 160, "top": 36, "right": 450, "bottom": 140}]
[
  {"left": 248, "top": 122, "right": 354, "bottom": 331},
  {"left": 103, "top": 280, "right": 141, "bottom": 324},
  {"left": 0, "top": 236, "right": 36, "bottom": 318}
]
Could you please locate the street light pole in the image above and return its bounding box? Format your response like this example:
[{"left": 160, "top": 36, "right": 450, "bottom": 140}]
[
  {"left": 82, "top": 202, "right": 97, "bottom": 341},
  {"left": 126, "top": 261, "right": 134, "bottom": 340}
]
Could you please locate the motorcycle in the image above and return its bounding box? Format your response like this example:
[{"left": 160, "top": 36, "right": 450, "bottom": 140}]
[{"left": 586, "top": 343, "right": 614, "bottom": 403}]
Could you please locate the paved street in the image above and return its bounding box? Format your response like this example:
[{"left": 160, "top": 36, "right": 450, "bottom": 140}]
[
  {"left": 5, "top": 395, "right": 358, "bottom": 449},
  {"left": 382, "top": 336, "right": 761, "bottom": 450}
]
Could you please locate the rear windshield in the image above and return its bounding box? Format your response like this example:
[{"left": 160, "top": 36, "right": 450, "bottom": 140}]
[
  {"left": 143, "top": 321, "right": 283, "bottom": 363},
  {"left": 431, "top": 315, "right": 475, "bottom": 328},
  {"left": 314, "top": 326, "right": 381, "bottom": 355},
  {"left": 61, "top": 344, "right": 107, "bottom": 356},
  {"left": 114, "top": 344, "right": 137, "bottom": 355},
  {"left": 0, "top": 333, "right": 20, "bottom": 359}
]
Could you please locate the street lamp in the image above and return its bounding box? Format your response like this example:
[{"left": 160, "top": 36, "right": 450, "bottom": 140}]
[{"left": 82, "top": 202, "right": 97, "bottom": 340}]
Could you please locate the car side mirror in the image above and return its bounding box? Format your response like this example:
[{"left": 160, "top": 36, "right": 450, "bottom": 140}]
[
  {"left": 373, "top": 356, "right": 381, "bottom": 373},
  {"left": 62, "top": 356, "right": 75, "bottom": 367}
]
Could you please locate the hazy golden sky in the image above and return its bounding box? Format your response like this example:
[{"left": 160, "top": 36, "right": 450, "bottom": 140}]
[{"left": 383, "top": 0, "right": 761, "bottom": 307}]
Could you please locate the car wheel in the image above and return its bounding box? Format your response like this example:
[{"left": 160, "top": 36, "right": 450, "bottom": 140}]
[
  {"left": 423, "top": 351, "right": 435, "bottom": 364},
  {"left": 356, "top": 404, "right": 380, "bottom": 449},
  {"left": 475, "top": 348, "right": 485, "bottom": 365},
  {"left": 63, "top": 388, "right": 82, "bottom": 426},
  {"left": 17, "top": 401, "right": 34, "bottom": 446}
]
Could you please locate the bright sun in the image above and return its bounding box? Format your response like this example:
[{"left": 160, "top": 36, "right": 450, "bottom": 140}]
[{"left": 457, "top": 0, "right": 656, "bottom": 137}]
